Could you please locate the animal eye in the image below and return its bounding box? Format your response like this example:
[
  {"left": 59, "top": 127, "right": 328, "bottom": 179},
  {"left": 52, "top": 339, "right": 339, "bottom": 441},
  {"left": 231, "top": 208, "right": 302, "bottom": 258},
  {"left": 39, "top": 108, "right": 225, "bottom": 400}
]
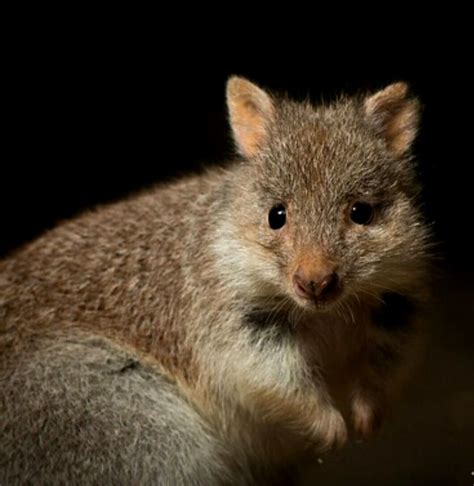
[
  {"left": 268, "top": 205, "right": 286, "bottom": 230},
  {"left": 350, "top": 202, "right": 374, "bottom": 225}
]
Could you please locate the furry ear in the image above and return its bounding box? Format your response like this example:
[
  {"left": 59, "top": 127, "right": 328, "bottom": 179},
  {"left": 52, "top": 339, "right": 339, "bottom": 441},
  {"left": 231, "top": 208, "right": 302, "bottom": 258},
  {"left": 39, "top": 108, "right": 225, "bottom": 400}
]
[
  {"left": 226, "top": 76, "right": 274, "bottom": 158},
  {"left": 364, "top": 83, "right": 420, "bottom": 157}
]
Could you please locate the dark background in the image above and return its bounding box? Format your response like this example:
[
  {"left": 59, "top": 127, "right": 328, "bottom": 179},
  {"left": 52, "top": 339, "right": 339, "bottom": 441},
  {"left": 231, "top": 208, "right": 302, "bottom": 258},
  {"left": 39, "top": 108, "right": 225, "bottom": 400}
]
[
  {"left": 2, "top": 23, "right": 473, "bottom": 485},
  {"left": 2, "top": 33, "right": 472, "bottom": 270}
]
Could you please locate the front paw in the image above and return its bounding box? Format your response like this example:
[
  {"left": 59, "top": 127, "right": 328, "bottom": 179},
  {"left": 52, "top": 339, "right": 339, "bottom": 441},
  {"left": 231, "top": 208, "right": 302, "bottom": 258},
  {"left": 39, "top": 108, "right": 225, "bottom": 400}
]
[
  {"left": 351, "top": 394, "right": 384, "bottom": 439},
  {"left": 312, "top": 408, "right": 348, "bottom": 451}
]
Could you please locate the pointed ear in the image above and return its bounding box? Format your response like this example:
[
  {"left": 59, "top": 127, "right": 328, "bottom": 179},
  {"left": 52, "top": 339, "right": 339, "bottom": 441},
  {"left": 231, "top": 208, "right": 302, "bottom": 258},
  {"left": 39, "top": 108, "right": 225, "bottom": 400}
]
[
  {"left": 364, "top": 82, "right": 420, "bottom": 157},
  {"left": 226, "top": 76, "right": 275, "bottom": 158}
]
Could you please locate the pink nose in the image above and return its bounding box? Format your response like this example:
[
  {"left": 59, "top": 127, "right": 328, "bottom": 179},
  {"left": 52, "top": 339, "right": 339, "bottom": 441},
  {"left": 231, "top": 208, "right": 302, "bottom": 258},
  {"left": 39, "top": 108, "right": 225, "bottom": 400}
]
[{"left": 293, "top": 267, "right": 339, "bottom": 301}]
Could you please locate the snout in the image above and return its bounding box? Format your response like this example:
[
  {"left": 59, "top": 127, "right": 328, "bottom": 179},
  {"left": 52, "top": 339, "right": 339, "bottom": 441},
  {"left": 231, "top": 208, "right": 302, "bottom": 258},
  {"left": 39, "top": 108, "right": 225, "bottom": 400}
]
[{"left": 292, "top": 260, "right": 342, "bottom": 305}]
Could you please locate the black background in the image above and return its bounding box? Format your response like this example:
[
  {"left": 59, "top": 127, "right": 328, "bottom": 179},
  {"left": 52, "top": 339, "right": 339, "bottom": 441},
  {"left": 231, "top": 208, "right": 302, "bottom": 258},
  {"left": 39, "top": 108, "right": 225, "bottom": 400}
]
[
  {"left": 2, "top": 19, "right": 473, "bottom": 485},
  {"left": 2, "top": 28, "right": 471, "bottom": 271}
]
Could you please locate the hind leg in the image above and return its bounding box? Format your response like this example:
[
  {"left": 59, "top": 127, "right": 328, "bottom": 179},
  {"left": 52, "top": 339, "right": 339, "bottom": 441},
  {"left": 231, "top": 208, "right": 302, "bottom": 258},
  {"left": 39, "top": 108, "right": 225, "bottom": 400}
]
[{"left": 0, "top": 332, "right": 233, "bottom": 485}]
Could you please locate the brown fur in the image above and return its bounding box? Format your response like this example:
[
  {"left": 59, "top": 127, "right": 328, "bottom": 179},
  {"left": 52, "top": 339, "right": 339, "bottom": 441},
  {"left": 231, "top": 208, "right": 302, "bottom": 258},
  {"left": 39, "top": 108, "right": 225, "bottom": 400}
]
[{"left": 0, "top": 77, "right": 432, "bottom": 484}]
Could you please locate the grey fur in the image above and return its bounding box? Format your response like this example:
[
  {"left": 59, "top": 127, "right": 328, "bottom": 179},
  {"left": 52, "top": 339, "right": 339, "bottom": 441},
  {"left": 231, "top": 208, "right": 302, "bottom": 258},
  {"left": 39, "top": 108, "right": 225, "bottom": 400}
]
[{"left": 1, "top": 333, "right": 232, "bottom": 485}]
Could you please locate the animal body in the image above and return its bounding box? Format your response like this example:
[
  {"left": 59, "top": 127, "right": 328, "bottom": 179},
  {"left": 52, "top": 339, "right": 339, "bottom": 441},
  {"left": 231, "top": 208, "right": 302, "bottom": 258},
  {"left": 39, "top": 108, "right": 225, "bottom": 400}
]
[{"left": 0, "top": 77, "right": 432, "bottom": 484}]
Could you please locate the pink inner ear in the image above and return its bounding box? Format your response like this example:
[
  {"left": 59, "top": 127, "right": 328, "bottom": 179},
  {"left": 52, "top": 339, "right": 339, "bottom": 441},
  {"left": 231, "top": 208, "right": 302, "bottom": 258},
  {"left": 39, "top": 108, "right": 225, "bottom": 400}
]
[
  {"left": 365, "top": 84, "right": 419, "bottom": 157},
  {"left": 385, "top": 101, "right": 419, "bottom": 156},
  {"left": 227, "top": 77, "right": 274, "bottom": 158},
  {"left": 231, "top": 106, "right": 269, "bottom": 157}
]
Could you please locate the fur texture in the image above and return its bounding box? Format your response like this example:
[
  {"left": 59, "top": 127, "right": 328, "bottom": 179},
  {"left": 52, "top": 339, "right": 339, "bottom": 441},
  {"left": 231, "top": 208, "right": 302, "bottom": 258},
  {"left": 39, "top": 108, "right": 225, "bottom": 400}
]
[{"left": 0, "top": 77, "right": 432, "bottom": 484}]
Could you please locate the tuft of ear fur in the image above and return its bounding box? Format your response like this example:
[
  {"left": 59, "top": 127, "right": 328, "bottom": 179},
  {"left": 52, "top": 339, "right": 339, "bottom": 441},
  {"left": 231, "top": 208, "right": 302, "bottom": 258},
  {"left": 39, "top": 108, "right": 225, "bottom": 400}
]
[
  {"left": 226, "top": 76, "right": 275, "bottom": 158},
  {"left": 364, "top": 82, "right": 420, "bottom": 157}
]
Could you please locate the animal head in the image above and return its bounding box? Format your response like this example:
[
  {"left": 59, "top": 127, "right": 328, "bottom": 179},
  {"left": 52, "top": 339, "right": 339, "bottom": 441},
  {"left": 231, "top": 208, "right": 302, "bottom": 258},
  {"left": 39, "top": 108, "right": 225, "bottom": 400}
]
[{"left": 221, "top": 77, "right": 431, "bottom": 311}]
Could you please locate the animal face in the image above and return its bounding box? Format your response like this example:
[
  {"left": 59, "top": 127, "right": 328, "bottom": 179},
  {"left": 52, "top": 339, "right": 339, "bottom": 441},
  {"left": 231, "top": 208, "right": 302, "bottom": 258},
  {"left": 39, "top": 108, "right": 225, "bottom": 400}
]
[{"left": 226, "top": 78, "right": 430, "bottom": 311}]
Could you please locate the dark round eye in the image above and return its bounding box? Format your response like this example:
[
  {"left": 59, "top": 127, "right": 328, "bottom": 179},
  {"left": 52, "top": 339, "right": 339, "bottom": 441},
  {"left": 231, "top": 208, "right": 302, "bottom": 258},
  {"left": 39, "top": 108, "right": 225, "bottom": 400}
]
[
  {"left": 350, "top": 202, "right": 374, "bottom": 225},
  {"left": 268, "top": 205, "right": 286, "bottom": 230}
]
